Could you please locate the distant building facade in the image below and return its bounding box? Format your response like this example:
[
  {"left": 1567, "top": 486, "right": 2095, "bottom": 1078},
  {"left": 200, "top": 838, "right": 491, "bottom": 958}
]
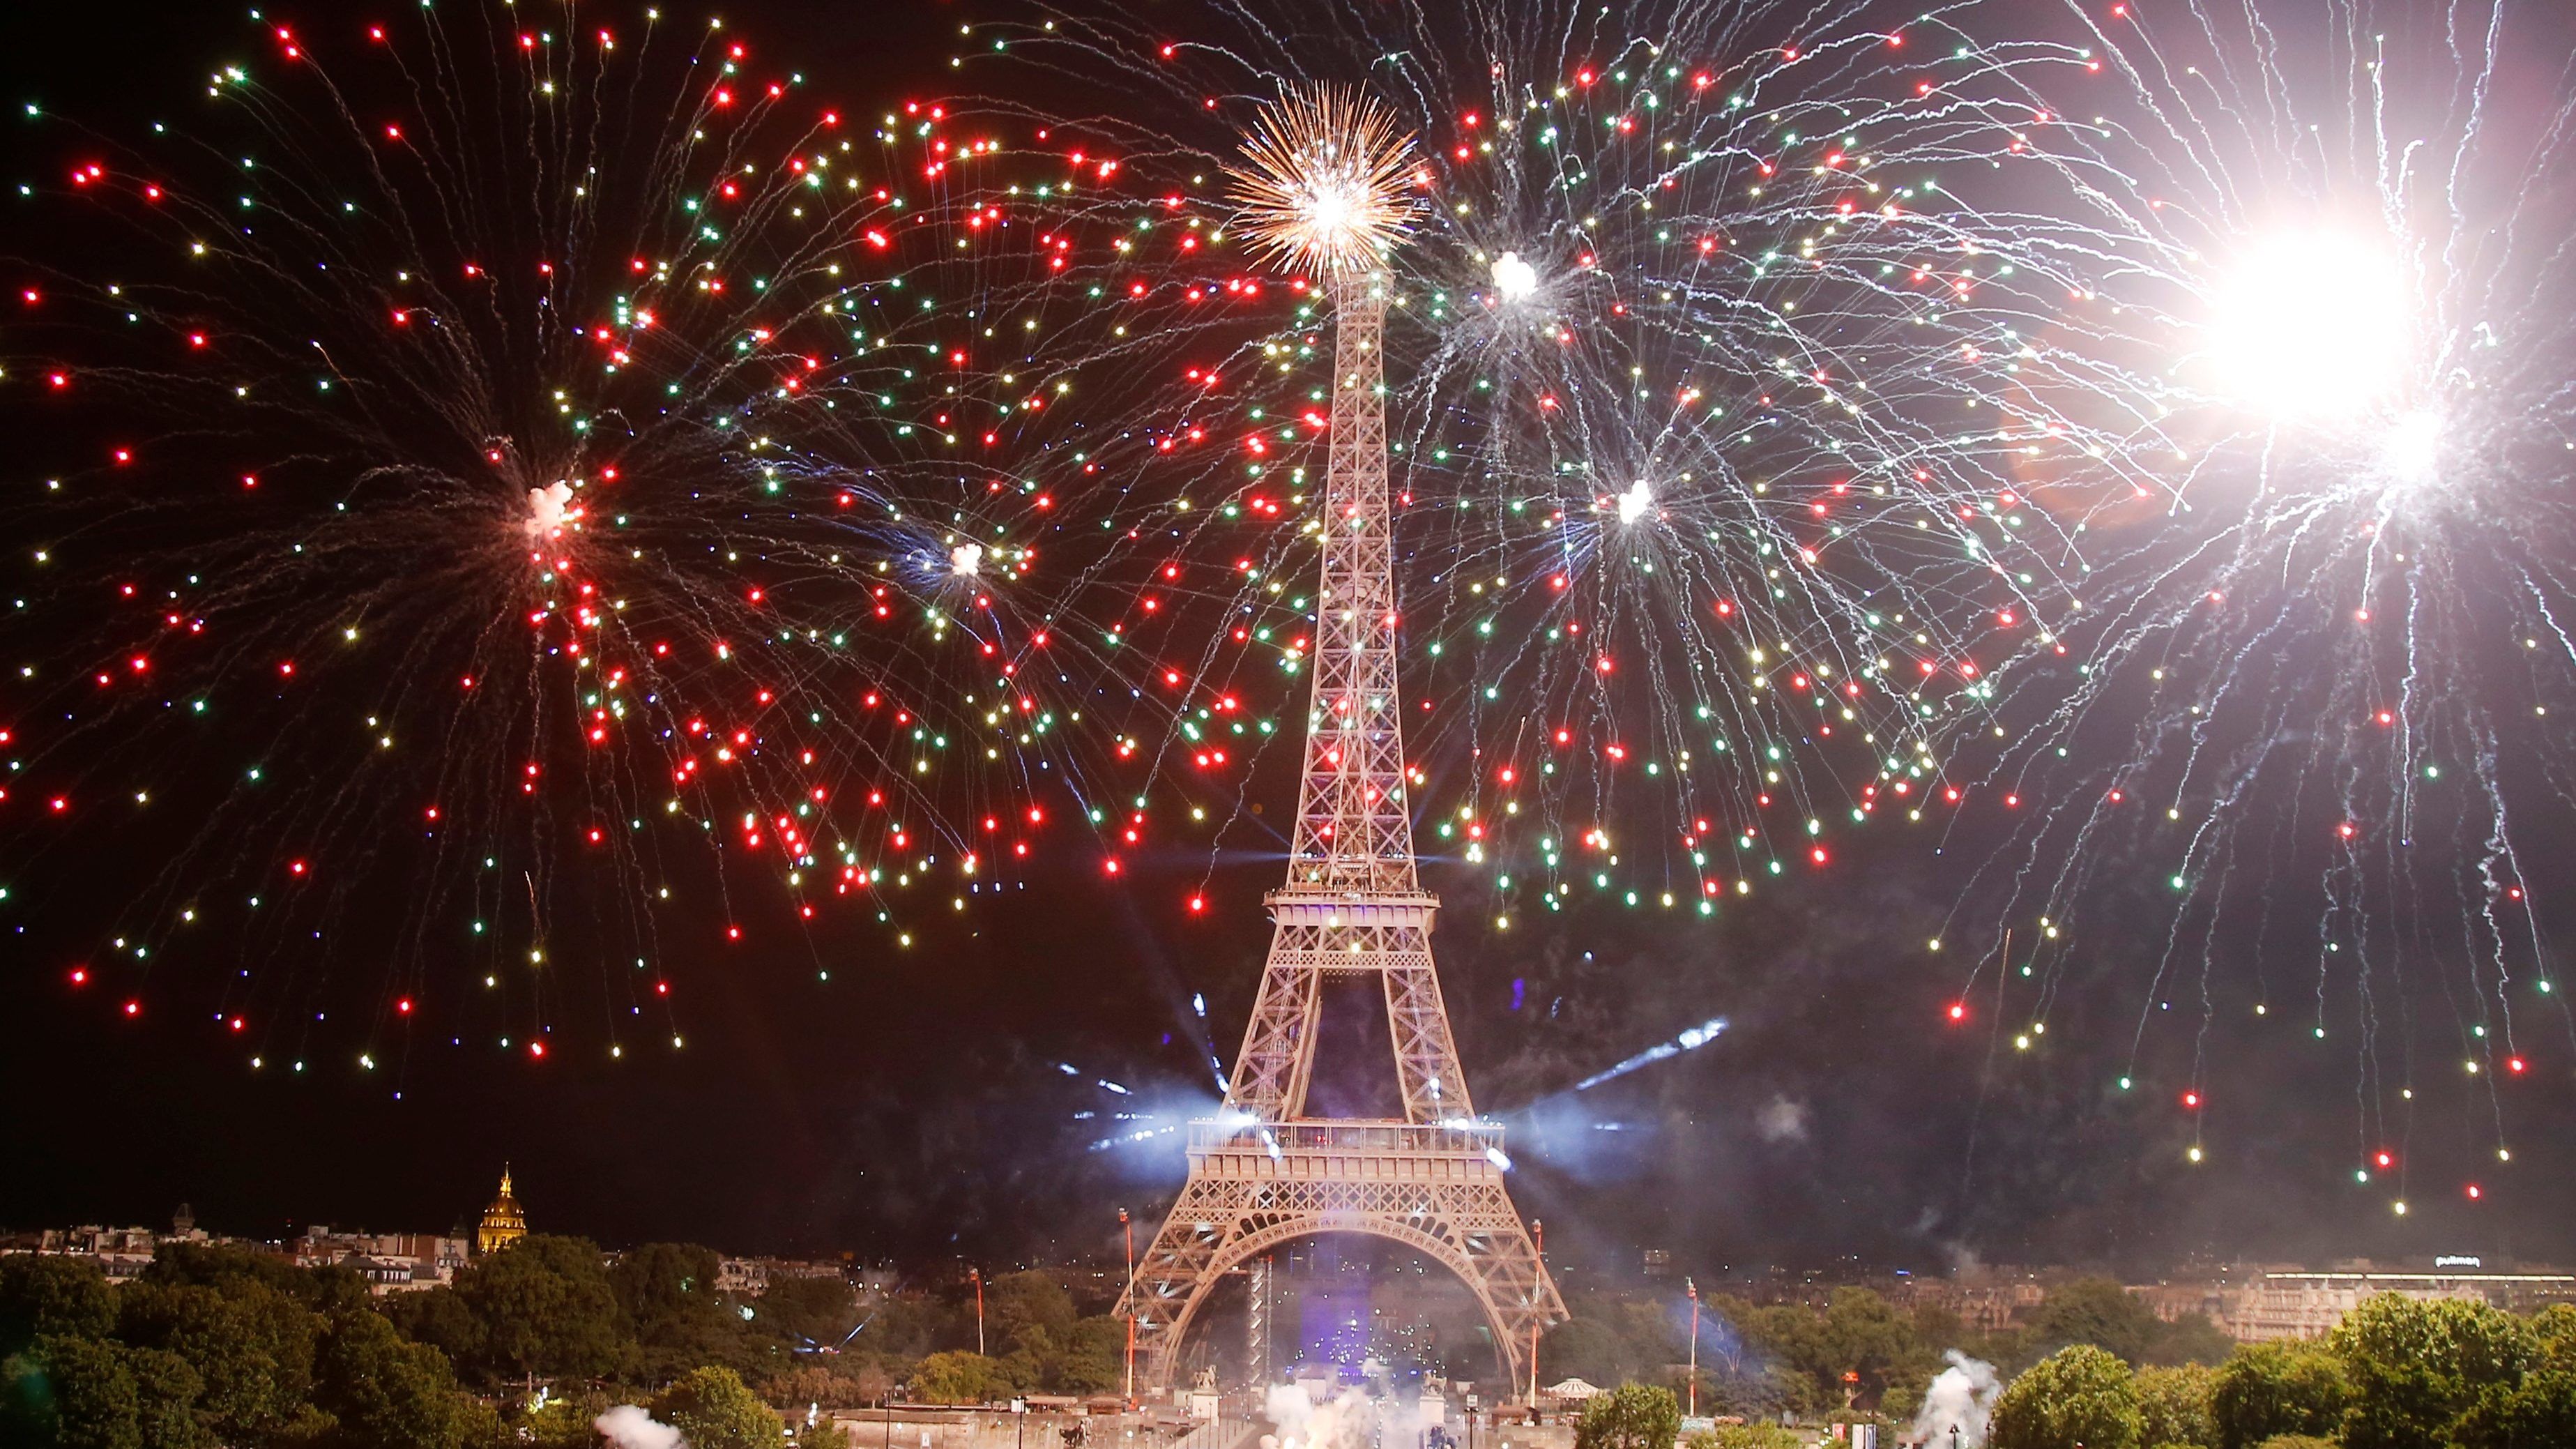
[
  {"left": 2225, "top": 1264, "right": 2576, "bottom": 1341},
  {"left": 292, "top": 1227, "right": 473, "bottom": 1294}
]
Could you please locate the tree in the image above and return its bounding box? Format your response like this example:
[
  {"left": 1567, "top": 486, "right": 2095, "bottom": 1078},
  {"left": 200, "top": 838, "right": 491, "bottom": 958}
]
[
  {"left": 114, "top": 1277, "right": 316, "bottom": 1443},
  {"left": 1541, "top": 1319, "right": 1629, "bottom": 1388},
  {"left": 1050, "top": 1317, "right": 1125, "bottom": 1393},
  {"left": 1818, "top": 1289, "right": 1925, "bottom": 1407},
  {"left": 2154, "top": 1316, "right": 2239, "bottom": 1370},
  {"left": 2451, "top": 1366, "right": 2576, "bottom": 1449},
  {"left": 454, "top": 1234, "right": 630, "bottom": 1384},
  {"left": 654, "top": 1365, "right": 786, "bottom": 1449},
  {"left": 312, "top": 1307, "right": 498, "bottom": 1449},
  {"left": 384, "top": 1286, "right": 484, "bottom": 1367},
  {"left": 989, "top": 1271, "right": 1079, "bottom": 1351},
  {"left": 761, "top": 1276, "right": 862, "bottom": 1349},
  {"left": 912, "top": 1350, "right": 1012, "bottom": 1404},
  {"left": 2329, "top": 1292, "right": 2534, "bottom": 1449},
  {"left": 147, "top": 1242, "right": 370, "bottom": 1314},
  {"left": 0, "top": 1258, "right": 115, "bottom": 1359},
  {"left": 2028, "top": 1280, "right": 2162, "bottom": 1367},
  {"left": 2135, "top": 1363, "right": 2217, "bottom": 1448},
  {"left": 4, "top": 1334, "right": 143, "bottom": 1449},
  {"left": 1990, "top": 1344, "right": 2143, "bottom": 1449},
  {"left": 2209, "top": 1342, "right": 2347, "bottom": 1449},
  {"left": 1573, "top": 1383, "right": 1682, "bottom": 1449}
]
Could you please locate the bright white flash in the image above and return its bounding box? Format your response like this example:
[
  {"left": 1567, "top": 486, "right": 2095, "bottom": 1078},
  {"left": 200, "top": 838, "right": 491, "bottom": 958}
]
[
  {"left": 2211, "top": 231, "right": 2411, "bottom": 420},
  {"left": 522, "top": 480, "right": 574, "bottom": 539},
  {"left": 950, "top": 543, "right": 984, "bottom": 577},
  {"left": 1616, "top": 480, "right": 1654, "bottom": 524},
  {"left": 2379, "top": 409, "right": 2444, "bottom": 487},
  {"left": 1493, "top": 250, "right": 1538, "bottom": 302}
]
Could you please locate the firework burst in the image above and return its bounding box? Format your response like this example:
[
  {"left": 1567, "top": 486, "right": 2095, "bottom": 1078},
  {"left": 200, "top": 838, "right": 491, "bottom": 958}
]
[
  {"left": 1226, "top": 86, "right": 1423, "bottom": 275},
  {"left": 0, "top": 3, "right": 1114, "bottom": 1075}
]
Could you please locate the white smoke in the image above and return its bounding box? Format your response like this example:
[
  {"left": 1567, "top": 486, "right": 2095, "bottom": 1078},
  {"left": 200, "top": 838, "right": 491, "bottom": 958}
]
[
  {"left": 524, "top": 480, "right": 575, "bottom": 539},
  {"left": 1263, "top": 1386, "right": 1375, "bottom": 1449},
  {"left": 1754, "top": 1094, "right": 1810, "bottom": 1144},
  {"left": 1907, "top": 1351, "right": 2000, "bottom": 1449},
  {"left": 595, "top": 1404, "right": 686, "bottom": 1449}
]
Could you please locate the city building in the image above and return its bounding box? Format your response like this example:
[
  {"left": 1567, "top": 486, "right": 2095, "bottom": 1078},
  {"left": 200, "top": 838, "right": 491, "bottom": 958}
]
[
  {"left": 475, "top": 1167, "right": 528, "bottom": 1255},
  {"left": 716, "top": 1254, "right": 848, "bottom": 1296},
  {"left": 291, "top": 1226, "right": 472, "bottom": 1295},
  {"left": 2225, "top": 1263, "right": 2576, "bottom": 1341}
]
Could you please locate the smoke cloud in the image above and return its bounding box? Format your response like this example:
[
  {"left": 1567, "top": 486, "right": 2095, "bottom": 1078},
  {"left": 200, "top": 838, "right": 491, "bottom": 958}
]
[
  {"left": 595, "top": 1404, "right": 686, "bottom": 1449},
  {"left": 1907, "top": 1351, "right": 2000, "bottom": 1449},
  {"left": 1261, "top": 1385, "right": 1380, "bottom": 1449},
  {"left": 1754, "top": 1094, "right": 1810, "bottom": 1144}
]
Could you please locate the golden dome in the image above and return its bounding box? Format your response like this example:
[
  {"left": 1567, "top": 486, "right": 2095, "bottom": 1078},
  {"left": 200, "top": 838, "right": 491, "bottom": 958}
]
[{"left": 475, "top": 1165, "right": 528, "bottom": 1255}]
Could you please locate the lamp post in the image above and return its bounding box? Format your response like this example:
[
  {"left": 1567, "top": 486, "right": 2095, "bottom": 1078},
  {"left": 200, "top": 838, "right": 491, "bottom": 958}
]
[
  {"left": 1684, "top": 1277, "right": 1699, "bottom": 1420},
  {"left": 1528, "top": 1220, "right": 1544, "bottom": 1406},
  {"left": 1121, "top": 1208, "right": 1137, "bottom": 1408}
]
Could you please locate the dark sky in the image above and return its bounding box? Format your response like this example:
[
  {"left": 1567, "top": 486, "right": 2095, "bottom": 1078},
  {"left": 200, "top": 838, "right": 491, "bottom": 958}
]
[{"left": 0, "top": 0, "right": 2570, "bottom": 1284}]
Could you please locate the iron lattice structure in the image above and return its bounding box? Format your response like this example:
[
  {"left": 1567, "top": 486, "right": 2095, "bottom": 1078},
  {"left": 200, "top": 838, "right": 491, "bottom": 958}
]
[{"left": 1120, "top": 277, "right": 1566, "bottom": 1396}]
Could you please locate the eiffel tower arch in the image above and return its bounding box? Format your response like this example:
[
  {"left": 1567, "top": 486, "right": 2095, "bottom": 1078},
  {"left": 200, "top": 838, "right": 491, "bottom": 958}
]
[{"left": 1118, "top": 253, "right": 1566, "bottom": 1395}]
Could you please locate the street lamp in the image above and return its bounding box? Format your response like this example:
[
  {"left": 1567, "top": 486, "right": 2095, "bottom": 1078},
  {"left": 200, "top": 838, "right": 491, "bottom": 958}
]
[
  {"left": 1684, "top": 1279, "right": 1699, "bottom": 1420},
  {"left": 1121, "top": 1208, "right": 1138, "bottom": 1407}
]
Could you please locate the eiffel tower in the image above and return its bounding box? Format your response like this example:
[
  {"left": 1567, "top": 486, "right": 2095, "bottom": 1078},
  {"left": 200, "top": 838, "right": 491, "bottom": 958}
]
[{"left": 1118, "top": 264, "right": 1565, "bottom": 1396}]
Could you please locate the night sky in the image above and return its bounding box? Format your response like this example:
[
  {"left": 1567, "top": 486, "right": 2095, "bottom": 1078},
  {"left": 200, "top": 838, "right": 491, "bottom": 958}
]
[{"left": 1, "top": 0, "right": 2571, "bottom": 1282}]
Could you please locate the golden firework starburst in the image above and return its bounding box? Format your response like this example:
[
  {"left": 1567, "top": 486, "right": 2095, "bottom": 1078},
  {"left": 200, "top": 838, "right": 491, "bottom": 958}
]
[{"left": 1226, "top": 86, "right": 1422, "bottom": 274}]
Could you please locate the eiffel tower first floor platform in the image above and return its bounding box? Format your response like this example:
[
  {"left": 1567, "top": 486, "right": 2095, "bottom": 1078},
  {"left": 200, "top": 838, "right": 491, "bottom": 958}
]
[{"left": 1120, "top": 1119, "right": 1565, "bottom": 1396}]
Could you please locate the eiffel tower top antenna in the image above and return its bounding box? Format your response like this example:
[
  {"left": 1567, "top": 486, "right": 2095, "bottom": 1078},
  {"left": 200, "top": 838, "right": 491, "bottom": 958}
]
[{"left": 1120, "top": 88, "right": 1565, "bottom": 1399}]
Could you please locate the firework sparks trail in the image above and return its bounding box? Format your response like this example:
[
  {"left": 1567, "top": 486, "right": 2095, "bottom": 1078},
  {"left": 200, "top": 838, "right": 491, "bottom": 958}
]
[
  {"left": 925, "top": 0, "right": 2170, "bottom": 936},
  {"left": 0, "top": 3, "right": 1154, "bottom": 1074},
  {"left": 1910, "top": 0, "right": 2576, "bottom": 1204}
]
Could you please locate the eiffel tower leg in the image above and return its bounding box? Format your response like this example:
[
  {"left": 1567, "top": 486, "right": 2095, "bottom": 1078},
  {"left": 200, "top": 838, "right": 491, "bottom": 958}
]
[
  {"left": 1224, "top": 948, "right": 1325, "bottom": 1121},
  {"left": 1383, "top": 959, "right": 1471, "bottom": 1123},
  {"left": 1118, "top": 1157, "right": 1566, "bottom": 1395}
]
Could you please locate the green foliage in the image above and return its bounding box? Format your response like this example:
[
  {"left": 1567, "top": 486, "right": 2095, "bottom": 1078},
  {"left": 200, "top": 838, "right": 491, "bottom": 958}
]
[
  {"left": 760, "top": 1275, "right": 863, "bottom": 1348},
  {"left": 2134, "top": 1363, "right": 2217, "bottom": 1448},
  {"left": 1991, "top": 1344, "right": 2143, "bottom": 1449},
  {"left": 988, "top": 1271, "right": 1078, "bottom": 1351},
  {"left": 2329, "top": 1292, "right": 2534, "bottom": 1449},
  {"left": 310, "top": 1307, "right": 496, "bottom": 1449},
  {"left": 2156, "top": 1316, "right": 2240, "bottom": 1369},
  {"left": 5, "top": 1334, "right": 144, "bottom": 1449},
  {"left": 2027, "top": 1280, "right": 2163, "bottom": 1367},
  {"left": 610, "top": 1243, "right": 788, "bottom": 1383},
  {"left": 1572, "top": 1383, "right": 1682, "bottom": 1449},
  {"left": 2209, "top": 1342, "right": 2347, "bottom": 1449},
  {"left": 0, "top": 1259, "right": 115, "bottom": 1360},
  {"left": 2248, "top": 1437, "right": 2336, "bottom": 1449},
  {"left": 653, "top": 1365, "right": 786, "bottom": 1449},
  {"left": 510, "top": 1386, "right": 618, "bottom": 1449},
  {"left": 1540, "top": 1319, "right": 1629, "bottom": 1388},
  {"left": 912, "top": 1350, "right": 1014, "bottom": 1404},
  {"left": 383, "top": 1286, "right": 484, "bottom": 1369},
  {"left": 146, "top": 1243, "right": 371, "bottom": 1315},
  {"left": 2451, "top": 1367, "right": 2576, "bottom": 1449},
  {"left": 454, "top": 1234, "right": 631, "bottom": 1383},
  {"left": 1682, "top": 1427, "right": 1803, "bottom": 1449},
  {"left": 115, "top": 1277, "right": 317, "bottom": 1443}
]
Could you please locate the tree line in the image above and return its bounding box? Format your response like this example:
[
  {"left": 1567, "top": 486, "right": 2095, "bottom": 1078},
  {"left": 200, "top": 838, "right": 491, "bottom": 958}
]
[
  {"left": 1543, "top": 1279, "right": 2576, "bottom": 1448},
  {"left": 0, "top": 1238, "right": 1128, "bottom": 1449}
]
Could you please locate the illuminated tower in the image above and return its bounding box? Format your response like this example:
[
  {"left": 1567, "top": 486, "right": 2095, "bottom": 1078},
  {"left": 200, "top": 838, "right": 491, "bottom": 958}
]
[
  {"left": 1118, "top": 89, "right": 1564, "bottom": 1398},
  {"left": 476, "top": 1166, "right": 528, "bottom": 1255}
]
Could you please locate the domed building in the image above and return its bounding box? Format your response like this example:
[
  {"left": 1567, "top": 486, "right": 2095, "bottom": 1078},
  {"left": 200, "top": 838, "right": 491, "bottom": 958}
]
[{"left": 475, "top": 1167, "right": 528, "bottom": 1255}]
